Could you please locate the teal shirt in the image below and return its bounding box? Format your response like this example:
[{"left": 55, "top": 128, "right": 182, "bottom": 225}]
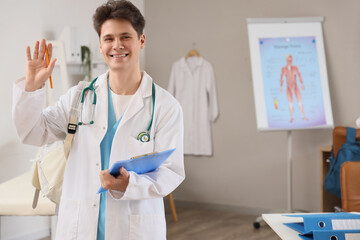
[{"left": 97, "top": 80, "right": 122, "bottom": 240}]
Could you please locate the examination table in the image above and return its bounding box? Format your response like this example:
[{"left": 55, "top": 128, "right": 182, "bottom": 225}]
[{"left": 0, "top": 170, "right": 56, "bottom": 239}]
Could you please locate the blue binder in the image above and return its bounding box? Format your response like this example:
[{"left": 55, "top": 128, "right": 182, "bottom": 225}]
[
  {"left": 97, "top": 148, "right": 176, "bottom": 194},
  {"left": 284, "top": 213, "right": 360, "bottom": 234},
  {"left": 299, "top": 230, "right": 360, "bottom": 240},
  {"left": 283, "top": 213, "right": 360, "bottom": 240}
]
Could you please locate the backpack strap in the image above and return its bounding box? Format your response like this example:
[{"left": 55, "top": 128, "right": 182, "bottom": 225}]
[
  {"left": 33, "top": 81, "right": 91, "bottom": 209},
  {"left": 64, "top": 81, "right": 91, "bottom": 159},
  {"left": 346, "top": 127, "right": 357, "bottom": 145}
]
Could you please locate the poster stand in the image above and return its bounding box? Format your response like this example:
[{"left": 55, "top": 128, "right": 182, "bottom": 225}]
[{"left": 248, "top": 17, "right": 333, "bottom": 228}]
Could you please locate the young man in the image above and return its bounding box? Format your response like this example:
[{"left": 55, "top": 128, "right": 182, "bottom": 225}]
[{"left": 12, "top": 1, "right": 185, "bottom": 239}]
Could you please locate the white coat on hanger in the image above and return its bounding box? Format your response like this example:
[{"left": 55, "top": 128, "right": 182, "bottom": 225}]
[{"left": 168, "top": 56, "right": 219, "bottom": 156}]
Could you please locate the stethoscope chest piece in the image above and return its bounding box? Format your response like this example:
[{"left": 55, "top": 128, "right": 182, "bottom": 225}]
[
  {"left": 136, "top": 82, "right": 156, "bottom": 143},
  {"left": 137, "top": 131, "right": 150, "bottom": 142}
]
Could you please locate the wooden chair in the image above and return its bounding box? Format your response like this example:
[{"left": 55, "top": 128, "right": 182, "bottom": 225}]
[
  {"left": 167, "top": 193, "right": 178, "bottom": 222},
  {"left": 333, "top": 127, "right": 360, "bottom": 212},
  {"left": 340, "top": 161, "right": 360, "bottom": 212}
]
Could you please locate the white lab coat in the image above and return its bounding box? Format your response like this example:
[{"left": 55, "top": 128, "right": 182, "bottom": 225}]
[
  {"left": 168, "top": 57, "right": 218, "bottom": 156},
  {"left": 12, "top": 71, "right": 185, "bottom": 240}
]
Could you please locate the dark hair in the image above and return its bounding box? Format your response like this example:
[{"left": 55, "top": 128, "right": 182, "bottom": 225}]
[{"left": 93, "top": 0, "right": 145, "bottom": 38}]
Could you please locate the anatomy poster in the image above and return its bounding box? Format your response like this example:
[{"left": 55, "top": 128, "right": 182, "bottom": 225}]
[
  {"left": 247, "top": 20, "right": 333, "bottom": 131},
  {"left": 260, "top": 36, "right": 325, "bottom": 129}
]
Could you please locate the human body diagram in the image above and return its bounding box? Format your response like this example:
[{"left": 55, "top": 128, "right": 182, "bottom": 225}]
[{"left": 280, "top": 55, "right": 309, "bottom": 123}]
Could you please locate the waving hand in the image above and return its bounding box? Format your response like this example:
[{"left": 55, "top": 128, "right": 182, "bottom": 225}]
[{"left": 25, "top": 39, "right": 56, "bottom": 91}]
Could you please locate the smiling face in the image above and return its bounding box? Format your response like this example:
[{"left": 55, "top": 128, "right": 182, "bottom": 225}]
[{"left": 99, "top": 19, "right": 145, "bottom": 72}]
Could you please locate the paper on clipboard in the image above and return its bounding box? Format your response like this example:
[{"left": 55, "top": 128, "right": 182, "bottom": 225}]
[{"left": 97, "top": 148, "right": 176, "bottom": 194}]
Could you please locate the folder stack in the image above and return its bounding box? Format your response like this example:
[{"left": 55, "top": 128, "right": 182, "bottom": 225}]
[{"left": 283, "top": 212, "right": 360, "bottom": 240}]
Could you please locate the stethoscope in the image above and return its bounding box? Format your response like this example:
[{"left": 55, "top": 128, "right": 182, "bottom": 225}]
[{"left": 78, "top": 75, "right": 155, "bottom": 142}]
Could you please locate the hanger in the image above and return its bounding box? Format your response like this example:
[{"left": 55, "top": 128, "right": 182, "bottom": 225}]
[
  {"left": 186, "top": 49, "right": 200, "bottom": 58},
  {"left": 185, "top": 42, "right": 200, "bottom": 58}
]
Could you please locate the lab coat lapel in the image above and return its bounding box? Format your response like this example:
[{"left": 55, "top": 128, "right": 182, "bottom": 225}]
[
  {"left": 94, "top": 73, "right": 109, "bottom": 131},
  {"left": 117, "top": 72, "right": 152, "bottom": 129}
]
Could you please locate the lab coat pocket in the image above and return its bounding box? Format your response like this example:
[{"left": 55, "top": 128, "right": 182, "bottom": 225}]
[
  {"left": 127, "top": 136, "right": 154, "bottom": 159},
  {"left": 55, "top": 198, "right": 80, "bottom": 240},
  {"left": 129, "top": 214, "right": 166, "bottom": 240}
]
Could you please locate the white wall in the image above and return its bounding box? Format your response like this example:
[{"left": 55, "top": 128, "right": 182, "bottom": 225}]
[
  {"left": 144, "top": 0, "right": 360, "bottom": 213},
  {"left": 0, "top": 0, "right": 143, "bottom": 239}
]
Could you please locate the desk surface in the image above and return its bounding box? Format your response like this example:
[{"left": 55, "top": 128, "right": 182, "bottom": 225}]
[{"left": 262, "top": 213, "right": 304, "bottom": 240}]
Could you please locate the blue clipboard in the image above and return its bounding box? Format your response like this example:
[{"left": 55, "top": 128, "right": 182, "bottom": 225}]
[{"left": 97, "top": 148, "right": 176, "bottom": 194}]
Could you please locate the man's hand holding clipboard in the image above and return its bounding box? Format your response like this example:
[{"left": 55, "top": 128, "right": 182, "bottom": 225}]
[{"left": 98, "top": 148, "right": 176, "bottom": 194}]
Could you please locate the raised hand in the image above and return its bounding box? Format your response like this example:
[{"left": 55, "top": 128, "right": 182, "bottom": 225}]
[{"left": 25, "top": 39, "right": 56, "bottom": 91}]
